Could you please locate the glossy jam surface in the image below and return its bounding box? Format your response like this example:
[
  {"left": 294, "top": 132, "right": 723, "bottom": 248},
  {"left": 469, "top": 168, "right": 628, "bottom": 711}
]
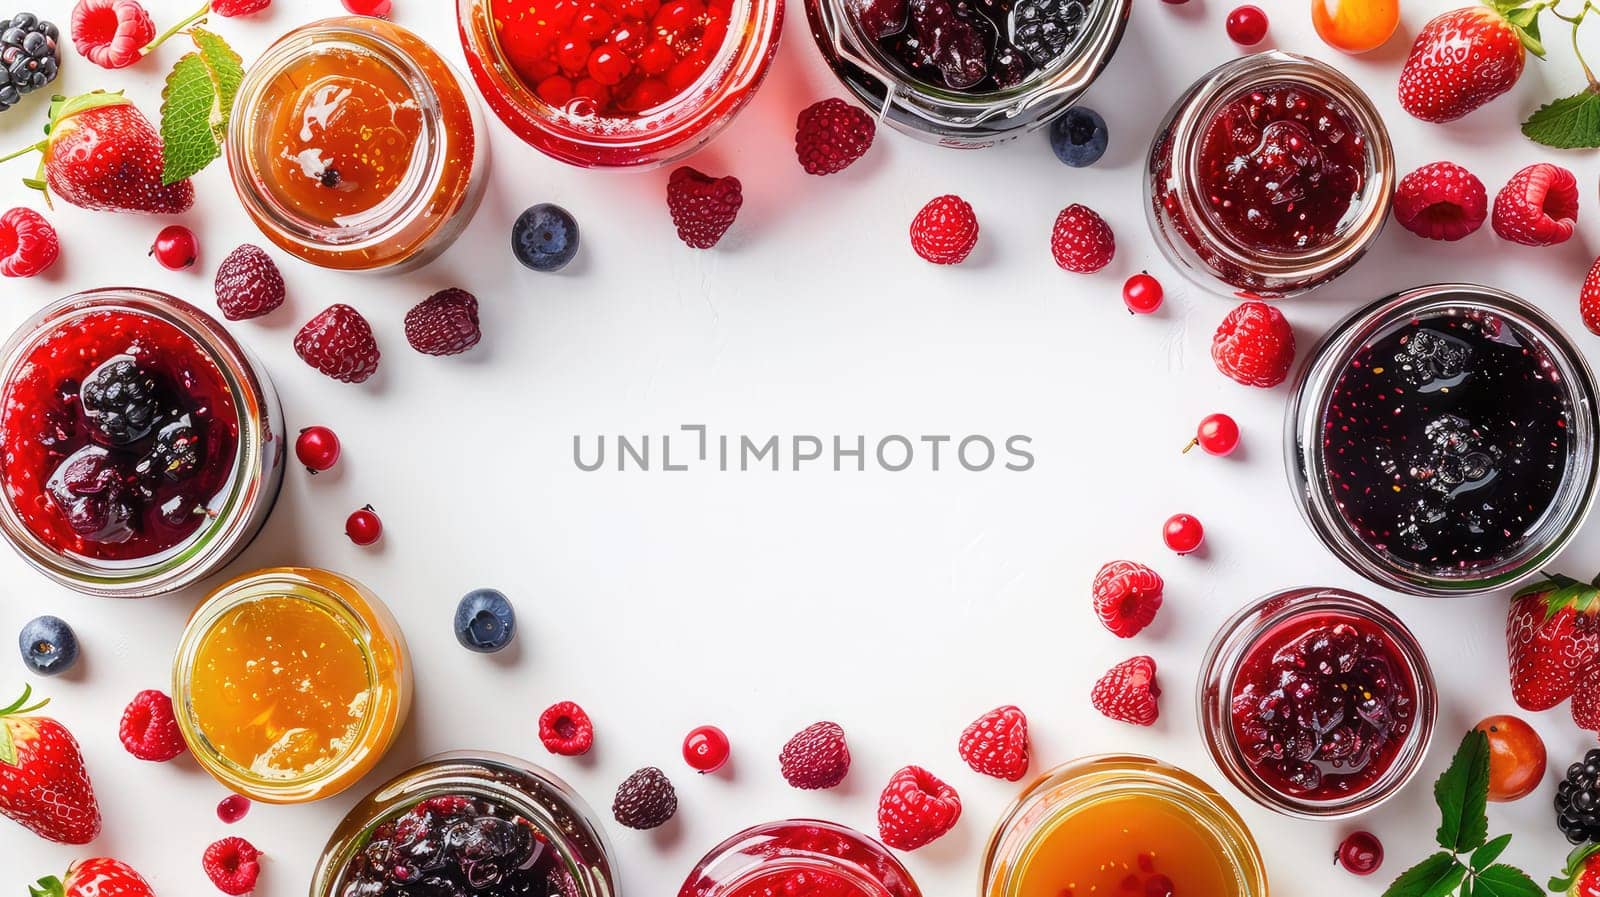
[
  {"left": 0, "top": 310, "right": 239, "bottom": 561},
  {"left": 1229, "top": 612, "right": 1416, "bottom": 802},
  {"left": 1323, "top": 311, "right": 1571, "bottom": 572},
  {"left": 850, "top": 0, "right": 1096, "bottom": 92},
  {"left": 681, "top": 822, "right": 916, "bottom": 897},
  {"left": 1197, "top": 81, "right": 1366, "bottom": 252}
]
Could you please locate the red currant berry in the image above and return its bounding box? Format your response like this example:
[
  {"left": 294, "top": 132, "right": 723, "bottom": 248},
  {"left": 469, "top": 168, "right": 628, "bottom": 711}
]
[
  {"left": 1336, "top": 831, "right": 1383, "bottom": 876},
  {"left": 1226, "top": 5, "right": 1268, "bottom": 45},
  {"left": 342, "top": 0, "right": 393, "bottom": 16},
  {"left": 150, "top": 225, "right": 198, "bottom": 270},
  {"left": 346, "top": 505, "right": 383, "bottom": 545},
  {"left": 217, "top": 794, "right": 251, "bottom": 824},
  {"left": 1163, "top": 513, "right": 1204, "bottom": 555},
  {"left": 295, "top": 426, "right": 341, "bottom": 473},
  {"left": 1183, "top": 413, "right": 1239, "bottom": 456},
  {"left": 1122, "top": 272, "right": 1164, "bottom": 314},
  {"left": 683, "top": 725, "right": 731, "bottom": 773}
]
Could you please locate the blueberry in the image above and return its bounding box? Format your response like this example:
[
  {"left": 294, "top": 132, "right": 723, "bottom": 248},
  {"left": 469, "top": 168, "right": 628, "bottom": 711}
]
[
  {"left": 19, "top": 615, "right": 78, "bottom": 676},
  {"left": 512, "top": 204, "right": 579, "bottom": 272},
  {"left": 454, "top": 589, "right": 516, "bottom": 653},
  {"left": 1048, "top": 106, "right": 1108, "bottom": 167}
]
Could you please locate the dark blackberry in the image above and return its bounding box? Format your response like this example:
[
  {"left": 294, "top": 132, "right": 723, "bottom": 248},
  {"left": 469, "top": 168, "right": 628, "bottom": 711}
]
[
  {"left": 340, "top": 796, "right": 561, "bottom": 897},
  {"left": 1557, "top": 749, "right": 1600, "bottom": 844},
  {"left": 134, "top": 415, "right": 202, "bottom": 484},
  {"left": 79, "top": 355, "right": 162, "bottom": 446},
  {"left": 0, "top": 13, "right": 59, "bottom": 113},
  {"left": 612, "top": 767, "right": 678, "bottom": 830},
  {"left": 1008, "top": 0, "right": 1088, "bottom": 67}
]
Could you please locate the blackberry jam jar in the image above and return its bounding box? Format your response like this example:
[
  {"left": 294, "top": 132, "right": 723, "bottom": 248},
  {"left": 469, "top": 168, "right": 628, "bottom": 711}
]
[
  {"left": 1146, "top": 52, "right": 1393, "bottom": 298},
  {"left": 1288, "top": 284, "right": 1599, "bottom": 596},
  {"left": 680, "top": 820, "right": 919, "bottom": 897}
]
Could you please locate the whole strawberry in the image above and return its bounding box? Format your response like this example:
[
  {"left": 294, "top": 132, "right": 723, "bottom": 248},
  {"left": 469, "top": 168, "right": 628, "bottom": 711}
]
[
  {"left": 1550, "top": 843, "right": 1600, "bottom": 897},
  {"left": 1211, "top": 301, "right": 1295, "bottom": 388},
  {"left": 0, "top": 686, "right": 100, "bottom": 844},
  {"left": 0, "top": 92, "right": 193, "bottom": 213},
  {"left": 1398, "top": 6, "right": 1536, "bottom": 123},
  {"left": 958, "top": 705, "right": 1029, "bottom": 781},
  {"left": 1507, "top": 573, "right": 1600, "bottom": 712},
  {"left": 1573, "top": 653, "right": 1600, "bottom": 735},
  {"left": 1092, "top": 560, "right": 1163, "bottom": 638},
  {"left": 1581, "top": 256, "right": 1600, "bottom": 337},
  {"left": 667, "top": 166, "right": 742, "bottom": 249},
  {"left": 1492, "top": 162, "right": 1579, "bottom": 246},
  {"left": 877, "top": 765, "right": 961, "bottom": 851},
  {"left": 30, "top": 859, "right": 153, "bottom": 897},
  {"left": 1050, "top": 203, "right": 1114, "bottom": 273},
  {"left": 295, "top": 304, "right": 381, "bottom": 383},
  {"left": 1091, "top": 655, "right": 1160, "bottom": 726}
]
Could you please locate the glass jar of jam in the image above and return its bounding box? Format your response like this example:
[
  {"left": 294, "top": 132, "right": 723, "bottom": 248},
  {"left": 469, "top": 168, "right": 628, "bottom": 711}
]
[
  {"left": 680, "top": 820, "right": 919, "bottom": 897},
  {"left": 1198, "top": 587, "right": 1437, "bottom": 818},
  {"left": 173, "top": 567, "right": 412, "bottom": 803},
  {"left": 0, "top": 289, "right": 283, "bottom": 598},
  {"left": 459, "top": 0, "right": 783, "bottom": 167},
  {"left": 311, "top": 753, "right": 618, "bottom": 897},
  {"left": 1146, "top": 51, "right": 1394, "bottom": 298},
  {"left": 805, "top": 0, "right": 1128, "bottom": 146},
  {"left": 980, "top": 755, "right": 1267, "bottom": 897},
  {"left": 227, "top": 17, "right": 488, "bottom": 272},
  {"left": 1287, "top": 284, "right": 1599, "bottom": 596}
]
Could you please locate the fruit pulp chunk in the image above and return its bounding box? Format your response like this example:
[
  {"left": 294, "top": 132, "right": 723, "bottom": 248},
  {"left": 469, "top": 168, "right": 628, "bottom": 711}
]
[
  {"left": 852, "top": 0, "right": 1097, "bottom": 92},
  {"left": 191, "top": 595, "right": 373, "bottom": 779}
]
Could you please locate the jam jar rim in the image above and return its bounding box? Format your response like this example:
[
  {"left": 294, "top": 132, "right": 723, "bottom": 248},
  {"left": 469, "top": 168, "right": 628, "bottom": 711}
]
[
  {"left": 683, "top": 819, "right": 918, "bottom": 897},
  {"left": 0, "top": 287, "right": 281, "bottom": 598},
  {"left": 1196, "top": 587, "right": 1438, "bottom": 820},
  {"left": 1285, "top": 283, "right": 1600, "bottom": 596}
]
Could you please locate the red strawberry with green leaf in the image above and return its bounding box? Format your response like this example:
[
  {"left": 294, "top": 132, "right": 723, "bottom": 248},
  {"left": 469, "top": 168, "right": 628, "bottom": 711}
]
[
  {"left": 1398, "top": 5, "right": 1543, "bottom": 123},
  {"left": 0, "top": 686, "right": 100, "bottom": 844},
  {"left": 1507, "top": 573, "right": 1600, "bottom": 712},
  {"left": 30, "top": 858, "right": 154, "bottom": 897},
  {"left": 1551, "top": 843, "right": 1600, "bottom": 897}
]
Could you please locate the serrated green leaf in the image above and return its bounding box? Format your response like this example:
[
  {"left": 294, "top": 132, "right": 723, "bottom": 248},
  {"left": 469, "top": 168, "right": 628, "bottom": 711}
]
[
  {"left": 1472, "top": 864, "right": 1543, "bottom": 897},
  {"left": 161, "top": 52, "right": 220, "bottom": 186},
  {"left": 1436, "top": 730, "right": 1491, "bottom": 854},
  {"left": 1523, "top": 89, "right": 1600, "bottom": 150},
  {"left": 1470, "top": 833, "right": 1513, "bottom": 871},
  {"left": 1383, "top": 853, "right": 1468, "bottom": 897},
  {"left": 190, "top": 27, "right": 243, "bottom": 143}
]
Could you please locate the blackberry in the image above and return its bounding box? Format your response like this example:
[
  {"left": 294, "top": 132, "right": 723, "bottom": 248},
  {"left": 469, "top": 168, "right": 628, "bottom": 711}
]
[
  {"left": 1557, "top": 749, "right": 1600, "bottom": 844},
  {"left": 134, "top": 415, "right": 203, "bottom": 484},
  {"left": 1008, "top": 0, "right": 1088, "bottom": 68},
  {"left": 612, "top": 767, "right": 678, "bottom": 830},
  {"left": 340, "top": 796, "right": 560, "bottom": 897},
  {"left": 0, "top": 13, "right": 59, "bottom": 113},
  {"left": 80, "top": 355, "right": 162, "bottom": 446}
]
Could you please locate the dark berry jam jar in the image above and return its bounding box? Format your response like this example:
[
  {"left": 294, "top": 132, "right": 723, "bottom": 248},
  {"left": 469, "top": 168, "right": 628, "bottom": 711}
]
[
  {"left": 804, "top": 0, "right": 1127, "bottom": 146},
  {"left": 680, "top": 820, "right": 919, "bottom": 897},
  {"left": 1146, "top": 52, "right": 1393, "bottom": 298},
  {"left": 1199, "top": 588, "right": 1436, "bottom": 818},
  {"left": 0, "top": 289, "right": 283, "bottom": 598},
  {"left": 1288, "top": 284, "right": 1599, "bottom": 596},
  {"left": 312, "top": 753, "right": 618, "bottom": 897}
]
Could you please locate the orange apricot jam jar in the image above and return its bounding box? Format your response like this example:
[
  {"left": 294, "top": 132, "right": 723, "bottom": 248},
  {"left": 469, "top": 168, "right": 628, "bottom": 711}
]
[
  {"left": 227, "top": 17, "right": 487, "bottom": 272},
  {"left": 172, "top": 566, "right": 412, "bottom": 803},
  {"left": 980, "top": 756, "right": 1267, "bottom": 897}
]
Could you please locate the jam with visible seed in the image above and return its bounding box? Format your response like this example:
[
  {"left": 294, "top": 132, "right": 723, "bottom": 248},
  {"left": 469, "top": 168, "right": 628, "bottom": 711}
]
[
  {"left": 680, "top": 821, "right": 918, "bottom": 897},
  {"left": 849, "top": 0, "right": 1096, "bottom": 92}
]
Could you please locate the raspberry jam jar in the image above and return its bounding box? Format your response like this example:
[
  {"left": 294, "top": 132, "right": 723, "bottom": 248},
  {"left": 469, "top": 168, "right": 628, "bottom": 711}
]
[
  {"left": 680, "top": 820, "right": 919, "bottom": 897},
  {"left": 980, "top": 756, "right": 1267, "bottom": 897},
  {"left": 1198, "top": 588, "right": 1437, "bottom": 818},
  {"left": 173, "top": 567, "right": 412, "bottom": 803},
  {"left": 459, "top": 0, "right": 782, "bottom": 167},
  {"left": 0, "top": 289, "right": 283, "bottom": 598},
  {"left": 1288, "top": 284, "right": 1599, "bottom": 596},
  {"left": 1146, "top": 52, "right": 1394, "bottom": 298},
  {"left": 805, "top": 0, "right": 1128, "bottom": 145},
  {"left": 228, "top": 17, "right": 487, "bottom": 271},
  {"left": 311, "top": 753, "right": 617, "bottom": 897}
]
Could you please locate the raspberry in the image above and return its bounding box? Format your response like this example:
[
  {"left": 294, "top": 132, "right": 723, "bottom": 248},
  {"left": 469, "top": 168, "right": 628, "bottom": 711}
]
[
  {"left": 1492, "top": 162, "right": 1579, "bottom": 246},
  {"left": 1050, "top": 203, "right": 1114, "bottom": 273},
  {"left": 1091, "top": 560, "right": 1163, "bottom": 638},
  {"left": 612, "top": 766, "right": 677, "bottom": 829},
  {"left": 909, "top": 195, "right": 979, "bottom": 265},
  {"left": 212, "top": 0, "right": 271, "bottom": 15},
  {"left": 213, "top": 245, "right": 285, "bottom": 321},
  {"left": 538, "top": 701, "right": 594, "bottom": 756},
  {"left": 70, "top": 0, "right": 154, "bottom": 69},
  {"left": 404, "top": 288, "right": 481, "bottom": 356},
  {"left": 876, "top": 765, "right": 961, "bottom": 851},
  {"left": 1211, "top": 301, "right": 1295, "bottom": 388},
  {"left": 1392, "top": 161, "right": 1487, "bottom": 242},
  {"left": 1091, "top": 656, "right": 1160, "bottom": 726},
  {"left": 779, "top": 721, "right": 851, "bottom": 790},
  {"left": 294, "top": 304, "right": 381, "bottom": 384},
  {"left": 667, "top": 166, "right": 742, "bottom": 249},
  {"left": 119, "top": 689, "right": 186, "bottom": 761},
  {"left": 0, "top": 207, "right": 59, "bottom": 277},
  {"left": 202, "top": 837, "right": 261, "bottom": 896},
  {"left": 1581, "top": 255, "right": 1600, "bottom": 337},
  {"left": 795, "top": 98, "right": 875, "bottom": 176},
  {"left": 957, "top": 705, "right": 1029, "bottom": 781}
]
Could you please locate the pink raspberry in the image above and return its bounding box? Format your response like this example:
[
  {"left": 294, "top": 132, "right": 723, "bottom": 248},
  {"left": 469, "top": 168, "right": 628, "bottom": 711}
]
[{"left": 70, "top": 0, "right": 154, "bottom": 69}]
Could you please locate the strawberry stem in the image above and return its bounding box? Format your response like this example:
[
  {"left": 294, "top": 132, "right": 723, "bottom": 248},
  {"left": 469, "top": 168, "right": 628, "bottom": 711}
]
[
  {"left": 0, "top": 138, "right": 47, "bottom": 165},
  {"left": 141, "top": 0, "right": 211, "bottom": 57},
  {"left": 0, "top": 685, "right": 48, "bottom": 718},
  {"left": 28, "top": 875, "right": 66, "bottom": 897}
]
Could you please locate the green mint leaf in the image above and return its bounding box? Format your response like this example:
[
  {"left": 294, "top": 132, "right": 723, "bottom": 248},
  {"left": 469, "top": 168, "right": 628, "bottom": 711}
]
[
  {"left": 189, "top": 27, "right": 243, "bottom": 144},
  {"left": 1436, "top": 730, "right": 1491, "bottom": 853},
  {"left": 1383, "top": 853, "right": 1468, "bottom": 897},
  {"left": 1470, "top": 833, "right": 1513, "bottom": 871},
  {"left": 1472, "top": 864, "right": 1543, "bottom": 897},
  {"left": 1522, "top": 89, "right": 1600, "bottom": 149},
  {"left": 160, "top": 52, "right": 220, "bottom": 185}
]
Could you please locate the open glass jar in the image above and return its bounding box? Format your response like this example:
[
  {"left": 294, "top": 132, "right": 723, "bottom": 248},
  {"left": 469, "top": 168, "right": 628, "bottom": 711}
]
[
  {"left": 804, "top": 0, "right": 1129, "bottom": 146},
  {"left": 1287, "top": 284, "right": 1599, "bottom": 596},
  {"left": 680, "top": 820, "right": 919, "bottom": 897},
  {"left": 0, "top": 289, "right": 283, "bottom": 598},
  {"left": 228, "top": 17, "right": 487, "bottom": 272},
  {"left": 1146, "top": 52, "right": 1393, "bottom": 298}
]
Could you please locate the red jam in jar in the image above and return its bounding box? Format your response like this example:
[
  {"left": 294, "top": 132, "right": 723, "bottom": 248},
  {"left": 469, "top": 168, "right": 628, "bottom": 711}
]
[{"left": 680, "top": 820, "right": 920, "bottom": 897}]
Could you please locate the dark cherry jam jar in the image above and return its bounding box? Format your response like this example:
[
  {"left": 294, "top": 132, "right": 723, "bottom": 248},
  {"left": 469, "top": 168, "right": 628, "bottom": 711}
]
[
  {"left": 1147, "top": 52, "right": 1393, "bottom": 298},
  {"left": 1288, "top": 284, "right": 1599, "bottom": 596},
  {"left": 680, "top": 820, "right": 920, "bottom": 897}
]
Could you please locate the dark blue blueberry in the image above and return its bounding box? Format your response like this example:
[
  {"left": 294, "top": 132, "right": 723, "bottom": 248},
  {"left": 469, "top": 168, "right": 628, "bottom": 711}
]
[
  {"left": 454, "top": 589, "right": 516, "bottom": 653},
  {"left": 19, "top": 615, "right": 78, "bottom": 676},
  {"left": 511, "top": 204, "right": 579, "bottom": 273},
  {"left": 1048, "top": 106, "right": 1108, "bottom": 167}
]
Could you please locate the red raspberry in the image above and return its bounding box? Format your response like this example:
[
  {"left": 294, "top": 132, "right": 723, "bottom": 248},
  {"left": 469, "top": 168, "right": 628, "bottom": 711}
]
[
  {"left": 1050, "top": 203, "right": 1115, "bottom": 273},
  {"left": 202, "top": 837, "right": 262, "bottom": 896},
  {"left": 404, "top": 288, "right": 481, "bottom": 356},
  {"left": 538, "top": 701, "right": 595, "bottom": 756},
  {"left": 1091, "top": 560, "right": 1164, "bottom": 638},
  {"left": 70, "top": 0, "right": 155, "bottom": 69},
  {"left": 214, "top": 245, "right": 286, "bottom": 321},
  {"left": 957, "top": 705, "right": 1029, "bottom": 782},
  {"left": 795, "top": 98, "right": 875, "bottom": 176},
  {"left": 0, "top": 207, "right": 60, "bottom": 278},
  {"left": 876, "top": 765, "right": 961, "bottom": 851},
  {"left": 1492, "top": 163, "right": 1579, "bottom": 246},
  {"left": 667, "top": 166, "right": 742, "bottom": 249},
  {"left": 1392, "top": 161, "right": 1487, "bottom": 241},
  {"left": 119, "top": 689, "right": 186, "bottom": 761},
  {"left": 212, "top": 0, "right": 271, "bottom": 15},
  {"left": 612, "top": 766, "right": 677, "bottom": 829},
  {"left": 1581, "top": 256, "right": 1600, "bottom": 337},
  {"left": 1211, "top": 301, "right": 1295, "bottom": 388},
  {"left": 909, "top": 195, "right": 979, "bottom": 265},
  {"left": 1091, "top": 656, "right": 1161, "bottom": 726},
  {"left": 295, "top": 304, "right": 381, "bottom": 383},
  {"left": 779, "top": 721, "right": 850, "bottom": 790}
]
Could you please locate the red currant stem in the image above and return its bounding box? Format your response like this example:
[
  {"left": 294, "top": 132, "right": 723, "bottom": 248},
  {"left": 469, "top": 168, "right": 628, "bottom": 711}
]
[
  {"left": 1182, "top": 438, "right": 1199, "bottom": 454},
  {"left": 142, "top": 0, "right": 211, "bottom": 57},
  {"left": 1547, "top": 1, "right": 1599, "bottom": 88}
]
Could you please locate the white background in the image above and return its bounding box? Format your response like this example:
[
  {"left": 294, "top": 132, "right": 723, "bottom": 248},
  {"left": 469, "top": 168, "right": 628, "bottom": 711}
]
[{"left": 0, "top": 0, "right": 1598, "bottom": 894}]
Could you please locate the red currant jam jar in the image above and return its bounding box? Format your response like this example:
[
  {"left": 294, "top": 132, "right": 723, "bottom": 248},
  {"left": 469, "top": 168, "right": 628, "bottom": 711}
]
[
  {"left": 680, "top": 820, "right": 920, "bottom": 897},
  {"left": 0, "top": 289, "right": 284, "bottom": 597},
  {"left": 1199, "top": 588, "right": 1436, "bottom": 818},
  {"left": 1288, "top": 285, "right": 1599, "bottom": 596},
  {"left": 1147, "top": 52, "right": 1393, "bottom": 298}
]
